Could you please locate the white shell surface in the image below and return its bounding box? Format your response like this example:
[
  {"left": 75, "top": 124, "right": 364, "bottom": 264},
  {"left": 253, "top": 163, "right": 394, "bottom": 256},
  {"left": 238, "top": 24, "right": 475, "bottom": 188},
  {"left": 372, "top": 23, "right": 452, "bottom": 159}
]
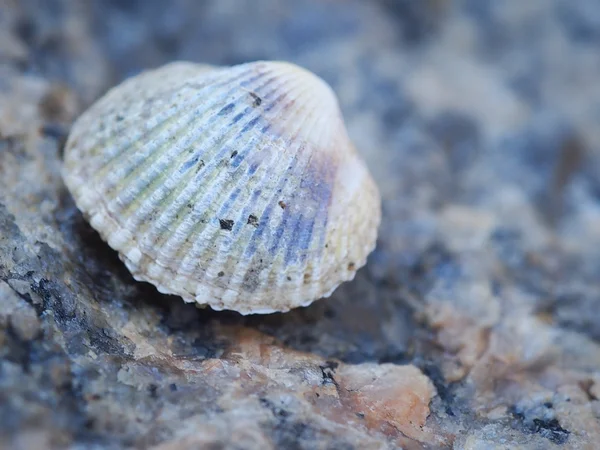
[{"left": 63, "top": 61, "right": 381, "bottom": 314}]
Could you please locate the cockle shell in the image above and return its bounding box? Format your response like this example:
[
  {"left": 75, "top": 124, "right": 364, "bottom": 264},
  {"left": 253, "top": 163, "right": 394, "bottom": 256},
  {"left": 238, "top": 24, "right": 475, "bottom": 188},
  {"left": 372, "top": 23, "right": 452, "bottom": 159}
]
[{"left": 62, "top": 61, "right": 381, "bottom": 314}]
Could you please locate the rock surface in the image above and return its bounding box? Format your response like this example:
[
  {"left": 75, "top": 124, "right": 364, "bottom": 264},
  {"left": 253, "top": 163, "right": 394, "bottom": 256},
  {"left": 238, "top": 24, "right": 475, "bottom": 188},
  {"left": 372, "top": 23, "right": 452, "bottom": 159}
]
[{"left": 1, "top": 0, "right": 600, "bottom": 449}]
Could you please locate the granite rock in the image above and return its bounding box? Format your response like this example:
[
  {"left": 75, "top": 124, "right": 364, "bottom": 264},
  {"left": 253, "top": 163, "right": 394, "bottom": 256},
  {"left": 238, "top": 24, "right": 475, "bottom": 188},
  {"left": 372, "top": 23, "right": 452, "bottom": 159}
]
[{"left": 1, "top": 0, "right": 600, "bottom": 449}]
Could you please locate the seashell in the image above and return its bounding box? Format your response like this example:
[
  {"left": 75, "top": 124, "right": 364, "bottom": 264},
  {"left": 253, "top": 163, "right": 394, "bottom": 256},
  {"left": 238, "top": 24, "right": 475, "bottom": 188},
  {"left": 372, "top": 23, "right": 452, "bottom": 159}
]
[{"left": 62, "top": 61, "right": 381, "bottom": 314}]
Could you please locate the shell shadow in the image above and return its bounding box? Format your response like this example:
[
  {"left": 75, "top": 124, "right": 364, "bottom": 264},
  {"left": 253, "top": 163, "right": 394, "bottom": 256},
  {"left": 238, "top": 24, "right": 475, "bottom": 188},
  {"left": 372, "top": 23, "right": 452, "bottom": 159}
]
[
  {"left": 242, "top": 269, "right": 416, "bottom": 364},
  {"left": 57, "top": 188, "right": 414, "bottom": 366}
]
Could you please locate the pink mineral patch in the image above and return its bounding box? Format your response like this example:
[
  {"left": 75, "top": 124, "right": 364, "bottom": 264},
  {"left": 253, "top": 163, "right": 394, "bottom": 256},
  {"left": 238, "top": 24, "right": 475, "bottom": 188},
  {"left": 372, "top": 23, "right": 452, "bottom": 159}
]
[{"left": 337, "top": 363, "right": 436, "bottom": 442}]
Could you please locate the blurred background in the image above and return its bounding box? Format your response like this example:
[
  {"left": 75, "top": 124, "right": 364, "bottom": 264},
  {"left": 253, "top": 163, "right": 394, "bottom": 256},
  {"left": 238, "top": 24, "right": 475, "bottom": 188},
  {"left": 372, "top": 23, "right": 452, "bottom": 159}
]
[
  {"left": 1, "top": 0, "right": 600, "bottom": 449},
  {"left": 3, "top": 0, "right": 600, "bottom": 234}
]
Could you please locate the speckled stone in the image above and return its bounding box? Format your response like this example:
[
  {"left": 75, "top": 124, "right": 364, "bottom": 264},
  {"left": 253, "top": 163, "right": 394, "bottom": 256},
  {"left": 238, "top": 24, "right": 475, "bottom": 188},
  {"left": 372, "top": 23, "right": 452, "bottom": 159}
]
[{"left": 1, "top": 0, "right": 600, "bottom": 449}]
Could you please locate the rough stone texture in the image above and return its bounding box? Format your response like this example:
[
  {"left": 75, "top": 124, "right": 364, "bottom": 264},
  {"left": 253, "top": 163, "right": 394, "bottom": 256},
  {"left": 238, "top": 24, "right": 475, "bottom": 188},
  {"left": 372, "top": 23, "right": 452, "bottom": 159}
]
[{"left": 1, "top": 0, "right": 599, "bottom": 449}]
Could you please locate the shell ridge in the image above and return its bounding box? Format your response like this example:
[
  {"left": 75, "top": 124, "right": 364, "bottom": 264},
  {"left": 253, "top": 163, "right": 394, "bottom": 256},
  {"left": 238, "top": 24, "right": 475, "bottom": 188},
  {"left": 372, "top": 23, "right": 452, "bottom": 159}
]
[
  {"left": 282, "top": 159, "right": 342, "bottom": 301},
  {"left": 94, "top": 69, "right": 264, "bottom": 196},
  {"left": 150, "top": 70, "right": 300, "bottom": 271},
  {"left": 300, "top": 150, "right": 341, "bottom": 292},
  {"left": 167, "top": 94, "right": 308, "bottom": 289},
  {"left": 270, "top": 91, "right": 336, "bottom": 260},
  {"left": 158, "top": 67, "right": 313, "bottom": 263},
  {"left": 63, "top": 60, "right": 381, "bottom": 314},
  {"left": 318, "top": 160, "right": 380, "bottom": 296},
  {"left": 256, "top": 88, "right": 338, "bottom": 302},
  {"left": 98, "top": 61, "right": 216, "bottom": 112},
  {"left": 176, "top": 78, "right": 320, "bottom": 304},
  {"left": 116, "top": 69, "right": 284, "bottom": 238},
  {"left": 151, "top": 126, "right": 262, "bottom": 270},
  {"left": 260, "top": 92, "right": 323, "bottom": 260},
  {"left": 249, "top": 81, "right": 321, "bottom": 258},
  {"left": 108, "top": 118, "right": 215, "bottom": 216},
  {"left": 117, "top": 67, "right": 297, "bottom": 264},
  {"left": 88, "top": 68, "right": 261, "bottom": 182},
  {"left": 119, "top": 68, "right": 282, "bottom": 234},
  {"left": 116, "top": 100, "right": 251, "bottom": 227},
  {"left": 86, "top": 71, "right": 218, "bottom": 168},
  {"left": 310, "top": 163, "right": 339, "bottom": 292},
  {"left": 139, "top": 106, "right": 265, "bottom": 255},
  {"left": 70, "top": 68, "right": 272, "bottom": 276},
  {"left": 230, "top": 88, "right": 326, "bottom": 307},
  {"left": 238, "top": 93, "right": 319, "bottom": 261}
]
